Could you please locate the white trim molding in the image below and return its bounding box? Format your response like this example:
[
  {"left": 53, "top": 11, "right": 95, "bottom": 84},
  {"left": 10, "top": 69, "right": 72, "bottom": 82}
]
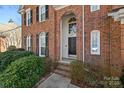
[
  {"left": 108, "top": 8, "right": 124, "bottom": 24},
  {"left": 18, "top": 5, "right": 24, "bottom": 14},
  {"left": 26, "top": 8, "right": 31, "bottom": 26},
  {"left": 53, "top": 5, "right": 69, "bottom": 10}
]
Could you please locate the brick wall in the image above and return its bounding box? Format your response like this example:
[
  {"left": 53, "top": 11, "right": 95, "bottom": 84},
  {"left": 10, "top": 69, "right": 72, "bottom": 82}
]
[
  {"left": 84, "top": 5, "right": 111, "bottom": 65},
  {"left": 21, "top": 5, "right": 123, "bottom": 72},
  {"left": 84, "top": 5, "right": 122, "bottom": 75},
  {"left": 22, "top": 5, "right": 83, "bottom": 60},
  {"left": 22, "top": 5, "right": 56, "bottom": 59}
]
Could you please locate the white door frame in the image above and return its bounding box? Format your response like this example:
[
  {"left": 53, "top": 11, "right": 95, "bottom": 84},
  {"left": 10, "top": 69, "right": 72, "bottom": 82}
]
[
  {"left": 60, "top": 16, "right": 77, "bottom": 61},
  {"left": 60, "top": 20, "right": 63, "bottom": 61}
]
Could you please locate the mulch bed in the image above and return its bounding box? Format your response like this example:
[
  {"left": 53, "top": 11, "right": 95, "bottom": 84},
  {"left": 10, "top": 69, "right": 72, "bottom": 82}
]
[{"left": 71, "top": 81, "right": 97, "bottom": 88}]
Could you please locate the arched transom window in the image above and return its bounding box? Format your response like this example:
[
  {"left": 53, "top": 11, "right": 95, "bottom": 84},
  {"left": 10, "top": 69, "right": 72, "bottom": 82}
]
[{"left": 68, "top": 17, "right": 76, "bottom": 35}]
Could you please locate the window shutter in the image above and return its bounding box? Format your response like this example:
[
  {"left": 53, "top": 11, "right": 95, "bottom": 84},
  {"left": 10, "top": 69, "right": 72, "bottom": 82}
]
[
  {"left": 31, "top": 10, "right": 33, "bottom": 23},
  {"left": 45, "top": 5, "right": 49, "bottom": 19},
  {"left": 45, "top": 32, "right": 49, "bottom": 57},
  {"left": 24, "top": 13, "right": 26, "bottom": 25},
  {"left": 36, "top": 34, "right": 39, "bottom": 56},
  {"left": 36, "top": 6, "right": 39, "bottom": 22}
]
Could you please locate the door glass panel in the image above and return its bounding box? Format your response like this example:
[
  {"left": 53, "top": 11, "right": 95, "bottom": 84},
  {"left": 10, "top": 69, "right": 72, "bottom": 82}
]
[
  {"left": 69, "top": 23, "right": 76, "bottom": 34},
  {"left": 68, "top": 37, "right": 76, "bottom": 55}
]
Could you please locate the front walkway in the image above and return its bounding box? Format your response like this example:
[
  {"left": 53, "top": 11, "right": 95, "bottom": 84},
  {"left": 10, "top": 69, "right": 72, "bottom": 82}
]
[{"left": 38, "top": 73, "right": 79, "bottom": 88}]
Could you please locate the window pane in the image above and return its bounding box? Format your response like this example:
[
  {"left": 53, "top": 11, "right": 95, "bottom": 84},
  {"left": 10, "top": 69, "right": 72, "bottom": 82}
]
[
  {"left": 41, "top": 13, "right": 46, "bottom": 21},
  {"left": 92, "top": 33, "right": 98, "bottom": 48},
  {"left": 91, "top": 30, "right": 100, "bottom": 54},
  {"left": 91, "top": 5, "right": 100, "bottom": 12},
  {"left": 41, "top": 47, "right": 46, "bottom": 55},
  {"left": 39, "top": 32, "right": 47, "bottom": 56},
  {"left": 41, "top": 6, "right": 46, "bottom": 13},
  {"left": 40, "top": 6, "right": 46, "bottom": 21},
  {"left": 27, "top": 11, "right": 31, "bottom": 25},
  {"left": 69, "top": 23, "right": 76, "bottom": 34}
]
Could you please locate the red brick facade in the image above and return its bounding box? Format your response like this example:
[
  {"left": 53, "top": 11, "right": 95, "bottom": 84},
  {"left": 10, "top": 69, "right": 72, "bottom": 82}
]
[
  {"left": 20, "top": 5, "right": 124, "bottom": 73},
  {"left": 22, "top": 5, "right": 56, "bottom": 59}
]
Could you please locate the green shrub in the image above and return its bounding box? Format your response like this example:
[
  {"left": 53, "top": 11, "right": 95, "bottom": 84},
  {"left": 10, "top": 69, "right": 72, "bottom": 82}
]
[
  {"left": 0, "top": 55, "right": 45, "bottom": 88},
  {"left": 7, "top": 46, "right": 16, "bottom": 51},
  {"left": 0, "top": 50, "right": 33, "bottom": 72},
  {"left": 70, "top": 60, "right": 84, "bottom": 83}
]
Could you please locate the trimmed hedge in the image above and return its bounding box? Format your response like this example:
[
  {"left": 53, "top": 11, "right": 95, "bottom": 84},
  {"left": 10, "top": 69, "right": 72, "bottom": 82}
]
[
  {"left": 0, "top": 55, "right": 45, "bottom": 88},
  {"left": 0, "top": 50, "right": 33, "bottom": 72},
  {"left": 7, "top": 46, "right": 16, "bottom": 51}
]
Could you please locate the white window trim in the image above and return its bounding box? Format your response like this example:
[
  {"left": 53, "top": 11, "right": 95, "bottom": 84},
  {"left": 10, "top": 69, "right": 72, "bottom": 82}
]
[
  {"left": 91, "top": 30, "right": 100, "bottom": 55},
  {"left": 39, "top": 5, "right": 46, "bottom": 22},
  {"left": 26, "top": 8, "right": 31, "bottom": 26},
  {"left": 26, "top": 36, "right": 31, "bottom": 51},
  {"left": 39, "top": 32, "right": 46, "bottom": 57},
  {"left": 90, "top": 5, "right": 100, "bottom": 12}
]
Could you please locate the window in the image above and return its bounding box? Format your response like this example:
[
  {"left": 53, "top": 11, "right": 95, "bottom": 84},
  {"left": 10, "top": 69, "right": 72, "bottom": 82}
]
[
  {"left": 26, "top": 36, "right": 31, "bottom": 51},
  {"left": 26, "top": 9, "right": 32, "bottom": 26},
  {"left": 91, "top": 30, "right": 100, "bottom": 55},
  {"left": 39, "top": 5, "right": 49, "bottom": 22},
  {"left": 68, "top": 17, "right": 76, "bottom": 35},
  {"left": 90, "top": 5, "right": 100, "bottom": 12},
  {"left": 39, "top": 32, "right": 48, "bottom": 57}
]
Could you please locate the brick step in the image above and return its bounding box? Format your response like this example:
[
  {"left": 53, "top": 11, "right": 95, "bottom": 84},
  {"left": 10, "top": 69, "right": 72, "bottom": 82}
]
[
  {"left": 57, "top": 65, "right": 70, "bottom": 72},
  {"left": 58, "top": 62, "right": 70, "bottom": 67},
  {"left": 54, "top": 69, "right": 70, "bottom": 78}
]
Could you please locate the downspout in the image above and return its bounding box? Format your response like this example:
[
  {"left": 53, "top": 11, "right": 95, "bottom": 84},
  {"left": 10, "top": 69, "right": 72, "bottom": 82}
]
[
  {"left": 82, "top": 5, "right": 85, "bottom": 62},
  {"left": 54, "top": 7, "right": 57, "bottom": 61}
]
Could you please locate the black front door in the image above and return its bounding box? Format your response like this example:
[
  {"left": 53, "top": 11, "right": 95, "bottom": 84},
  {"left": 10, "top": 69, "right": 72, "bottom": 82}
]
[{"left": 68, "top": 37, "right": 76, "bottom": 55}]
